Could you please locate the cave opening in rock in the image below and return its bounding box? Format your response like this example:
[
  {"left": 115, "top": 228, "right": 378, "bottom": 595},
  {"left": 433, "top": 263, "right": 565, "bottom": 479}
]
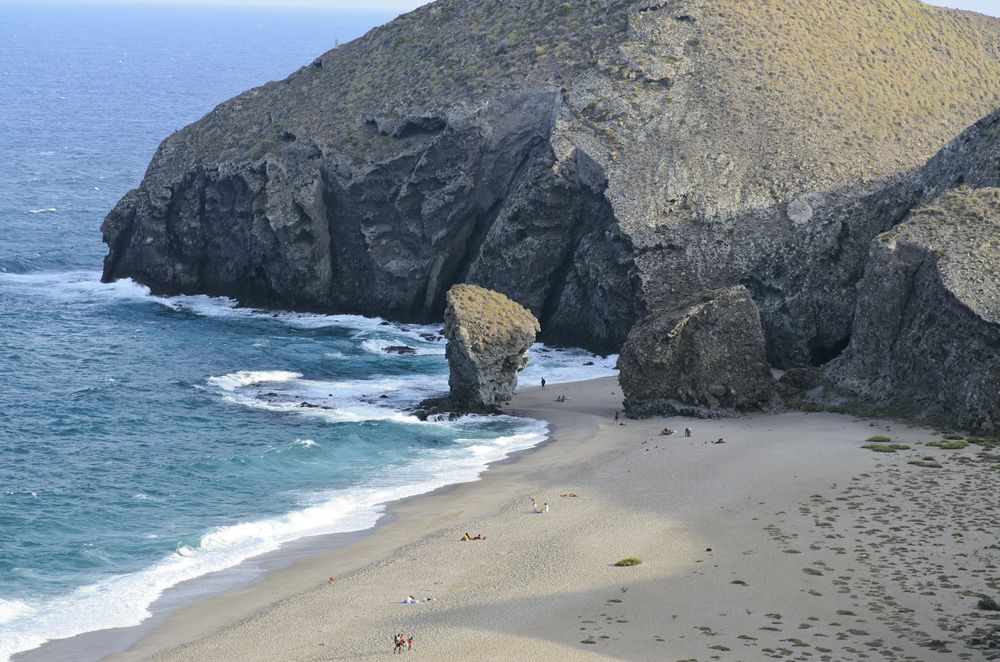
[{"left": 809, "top": 335, "right": 850, "bottom": 366}]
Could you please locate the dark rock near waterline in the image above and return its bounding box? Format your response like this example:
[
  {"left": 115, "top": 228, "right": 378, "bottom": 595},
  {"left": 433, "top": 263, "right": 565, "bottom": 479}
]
[
  {"left": 384, "top": 345, "right": 417, "bottom": 355},
  {"left": 618, "top": 286, "right": 777, "bottom": 418},
  {"left": 441, "top": 284, "right": 539, "bottom": 413}
]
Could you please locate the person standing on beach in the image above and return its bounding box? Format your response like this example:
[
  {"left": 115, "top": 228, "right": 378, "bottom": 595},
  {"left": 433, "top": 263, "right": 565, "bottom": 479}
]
[
  {"left": 541, "top": 377, "right": 546, "bottom": 388},
  {"left": 407, "top": 636, "right": 414, "bottom": 651},
  {"left": 614, "top": 411, "right": 620, "bottom": 423},
  {"left": 393, "top": 633, "right": 404, "bottom": 653}
]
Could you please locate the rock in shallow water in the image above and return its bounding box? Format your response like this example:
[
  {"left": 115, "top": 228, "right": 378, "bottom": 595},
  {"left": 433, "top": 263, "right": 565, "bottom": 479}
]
[
  {"left": 443, "top": 284, "right": 539, "bottom": 412},
  {"left": 618, "top": 285, "right": 777, "bottom": 418}
]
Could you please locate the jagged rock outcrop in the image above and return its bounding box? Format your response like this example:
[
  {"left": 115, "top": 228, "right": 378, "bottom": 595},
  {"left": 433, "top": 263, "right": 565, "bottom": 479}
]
[
  {"left": 821, "top": 188, "right": 1000, "bottom": 432},
  {"left": 101, "top": 0, "right": 1000, "bottom": 356},
  {"left": 618, "top": 286, "right": 777, "bottom": 418},
  {"left": 442, "top": 284, "right": 539, "bottom": 411}
]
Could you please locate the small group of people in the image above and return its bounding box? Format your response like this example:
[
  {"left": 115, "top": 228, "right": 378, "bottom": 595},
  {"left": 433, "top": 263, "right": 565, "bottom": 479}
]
[
  {"left": 660, "top": 426, "right": 694, "bottom": 437},
  {"left": 460, "top": 532, "right": 486, "bottom": 541},
  {"left": 555, "top": 394, "right": 569, "bottom": 402},
  {"left": 393, "top": 633, "right": 414, "bottom": 653},
  {"left": 530, "top": 497, "right": 549, "bottom": 513}
]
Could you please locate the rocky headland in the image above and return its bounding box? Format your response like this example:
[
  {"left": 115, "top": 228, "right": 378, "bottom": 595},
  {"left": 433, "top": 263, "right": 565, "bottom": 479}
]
[{"left": 100, "top": 0, "right": 1000, "bottom": 431}]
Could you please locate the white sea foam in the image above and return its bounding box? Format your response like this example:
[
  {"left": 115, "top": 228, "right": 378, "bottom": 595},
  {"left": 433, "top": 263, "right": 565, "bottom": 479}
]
[
  {"left": 0, "top": 599, "right": 33, "bottom": 626},
  {"left": 291, "top": 439, "right": 318, "bottom": 448},
  {"left": 521, "top": 344, "right": 618, "bottom": 386},
  {"left": 208, "top": 369, "right": 449, "bottom": 424},
  {"left": 0, "top": 418, "right": 547, "bottom": 662},
  {"left": 207, "top": 370, "right": 303, "bottom": 392},
  {"left": 27, "top": 208, "right": 57, "bottom": 214}
]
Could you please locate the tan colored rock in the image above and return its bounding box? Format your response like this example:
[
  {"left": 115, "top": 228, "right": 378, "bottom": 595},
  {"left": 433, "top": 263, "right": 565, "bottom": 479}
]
[{"left": 444, "top": 284, "right": 540, "bottom": 411}]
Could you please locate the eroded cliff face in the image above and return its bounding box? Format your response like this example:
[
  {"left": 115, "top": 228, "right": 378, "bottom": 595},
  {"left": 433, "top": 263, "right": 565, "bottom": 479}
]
[
  {"left": 442, "top": 284, "right": 539, "bottom": 411},
  {"left": 102, "top": 0, "right": 1000, "bottom": 357},
  {"left": 824, "top": 189, "right": 1000, "bottom": 432}
]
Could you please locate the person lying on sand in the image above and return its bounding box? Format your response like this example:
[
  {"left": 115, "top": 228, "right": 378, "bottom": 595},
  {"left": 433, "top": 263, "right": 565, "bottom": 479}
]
[
  {"left": 402, "top": 595, "right": 417, "bottom": 604},
  {"left": 660, "top": 428, "right": 675, "bottom": 436},
  {"left": 559, "top": 492, "right": 578, "bottom": 497},
  {"left": 461, "top": 532, "right": 486, "bottom": 540}
]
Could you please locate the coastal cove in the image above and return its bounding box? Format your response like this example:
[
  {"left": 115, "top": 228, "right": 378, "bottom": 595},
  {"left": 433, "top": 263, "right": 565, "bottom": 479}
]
[
  {"left": 4, "top": 1, "right": 1000, "bottom": 660},
  {"left": 34, "top": 377, "right": 999, "bottom": 661}
]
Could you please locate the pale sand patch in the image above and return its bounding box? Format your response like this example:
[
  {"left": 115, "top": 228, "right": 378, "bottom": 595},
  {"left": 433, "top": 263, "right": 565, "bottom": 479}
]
[{"left": 90, "top": 377, "right": 998, "bottom": 661}]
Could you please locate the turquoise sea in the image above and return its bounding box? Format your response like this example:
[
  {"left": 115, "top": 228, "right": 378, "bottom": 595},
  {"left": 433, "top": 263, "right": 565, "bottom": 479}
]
[{"left": 0, "top": 4, "right": 615, "bottom": 658}]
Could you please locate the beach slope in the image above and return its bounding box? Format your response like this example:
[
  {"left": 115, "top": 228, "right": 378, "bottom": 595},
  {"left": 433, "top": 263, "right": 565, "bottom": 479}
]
[{"left": 103, "top": 377, "right": 1000, "bottom": 661}]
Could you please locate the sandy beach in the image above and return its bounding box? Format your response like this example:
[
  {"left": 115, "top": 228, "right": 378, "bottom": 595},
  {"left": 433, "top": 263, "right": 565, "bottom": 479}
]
[{"left": 55, "top": 377, "right": 1000, "bottom": 661}]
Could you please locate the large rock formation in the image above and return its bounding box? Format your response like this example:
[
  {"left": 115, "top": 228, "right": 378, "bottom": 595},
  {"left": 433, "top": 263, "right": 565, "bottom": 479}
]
[
  {"left": 822, "top": 188, "right": 1000, "bottom": 432},
  {"left": 101, "top": 0, "right": 1000, "bottom": 356},
  {"left": 618, "top": 286, "right": 777, "bottom": 418},
  {"left": 442, "top": 284, "right": 539, "bottom": 411}
]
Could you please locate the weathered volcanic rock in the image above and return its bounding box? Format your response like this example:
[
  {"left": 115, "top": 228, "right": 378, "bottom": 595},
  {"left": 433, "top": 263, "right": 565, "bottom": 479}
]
[
  {"left": 824, "top": 188, "right": 1000, "bottom": 432},
  {"left": 618, "top": 286, "right": 777, "bottom": 418},
  {"left": 100, "top": 0, "right": 1000, "bottom": 355},
  {"left": 443, "top": 284, "right": 539, "bottom": 412}
]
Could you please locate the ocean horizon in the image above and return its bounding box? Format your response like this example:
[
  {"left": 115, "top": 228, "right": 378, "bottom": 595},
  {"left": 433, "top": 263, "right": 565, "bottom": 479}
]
[{"left": 0, "top": 5, "right": 613, "bottom": 659}]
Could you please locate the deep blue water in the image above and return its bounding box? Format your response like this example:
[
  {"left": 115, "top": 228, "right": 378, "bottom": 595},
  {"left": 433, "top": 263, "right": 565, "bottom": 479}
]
[{"left": 0, "top": 4, "right": 615, "bottom": 658}]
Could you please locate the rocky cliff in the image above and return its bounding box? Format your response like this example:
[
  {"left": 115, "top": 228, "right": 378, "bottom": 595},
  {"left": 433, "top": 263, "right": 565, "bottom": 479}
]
[
  {"left": 618, "top": 285, "right": 777, "bottom": 418},
  {"left": 823, "top": 188, "right": 1000, "bottom": 432},
  {"left": 101, "top": 0, "right": 1000, "bottom": 357},
  {"left": 442, "top": 284, "right": 539, "bottom": 411}
]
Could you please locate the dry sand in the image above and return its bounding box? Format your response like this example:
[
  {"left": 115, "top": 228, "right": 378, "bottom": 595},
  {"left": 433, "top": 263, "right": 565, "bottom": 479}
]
[{"left": 93, "top": 377, "right": 999, "bottom": 661}]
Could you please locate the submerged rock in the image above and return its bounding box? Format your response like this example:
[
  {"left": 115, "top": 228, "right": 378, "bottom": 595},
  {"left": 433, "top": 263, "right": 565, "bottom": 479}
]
[
  {"left": 826, "top": 188, "right": 1000, "bottom": 433},
  {"left": 442, "top": 284, "right": 539, "bottom": 412},
  {"left": 618, "top": 286, "right": 777, "bottom": 418},
  {"left": 384, "top": 345, "right": 417, "bottom": 355}
]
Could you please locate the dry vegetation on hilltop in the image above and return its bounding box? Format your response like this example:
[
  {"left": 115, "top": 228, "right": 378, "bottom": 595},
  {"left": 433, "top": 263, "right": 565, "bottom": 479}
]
[{"left": 686, "top": 0, "right": 1000, "bottom": 183}]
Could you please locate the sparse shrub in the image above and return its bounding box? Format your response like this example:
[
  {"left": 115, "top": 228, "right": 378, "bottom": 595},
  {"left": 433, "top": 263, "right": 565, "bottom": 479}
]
[
  {"left": 866, "top": 435, "right": 892, "bottom": 442},
  {"left": 862, "top": 443, "right": 910, "bottom": 453},
  {"left": 976, "top": 596, "right": 1000, "bottom": 611},
  {"left": 615, "top": 557, "right": 642, "bottom": 567},
  {"left": 927, "top": 440, "right": 968, "bottom": 450}
]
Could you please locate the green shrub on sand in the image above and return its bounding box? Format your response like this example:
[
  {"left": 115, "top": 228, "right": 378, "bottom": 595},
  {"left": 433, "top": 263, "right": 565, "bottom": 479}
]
[
  {"left": 615, "top": 557, "right": 643, "bottom": 567},
  {"left": 927, "top": 440, "right": 968, "bottom": 450}
]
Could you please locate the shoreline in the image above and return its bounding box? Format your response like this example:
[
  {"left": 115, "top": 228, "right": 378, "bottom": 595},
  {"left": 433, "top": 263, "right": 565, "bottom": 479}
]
[
  {"left": 23, "top": 377, "right": 1000, "bottom": 661},
  {"left": 16, "top": 380, "right": 595, "bottom": 662}
]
